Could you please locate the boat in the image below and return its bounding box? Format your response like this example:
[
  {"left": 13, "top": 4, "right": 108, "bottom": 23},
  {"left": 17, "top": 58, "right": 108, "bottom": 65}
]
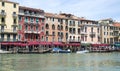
[
  {"left": 0, "top": 49, "right": 12, "bottom": 54},
  {"left": 76, "top": 50, "right": 89, "bottom": 54},
  {"left": 52, "top": 48, "right": 71, "bottom": 53}
]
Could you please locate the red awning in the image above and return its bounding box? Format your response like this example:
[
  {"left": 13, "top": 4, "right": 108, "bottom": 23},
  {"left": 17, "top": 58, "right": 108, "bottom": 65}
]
[
  {"left": 65, "top": 43, "right": 80, "bottom": 46},
  {"left": 52, "top": 42, "right": 64, "bottom": 46}
]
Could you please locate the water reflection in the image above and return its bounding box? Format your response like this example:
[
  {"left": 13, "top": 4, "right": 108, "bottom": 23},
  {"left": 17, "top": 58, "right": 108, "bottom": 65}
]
[{"left": 0, "top": 53, "right": 120, "bottom": 71}]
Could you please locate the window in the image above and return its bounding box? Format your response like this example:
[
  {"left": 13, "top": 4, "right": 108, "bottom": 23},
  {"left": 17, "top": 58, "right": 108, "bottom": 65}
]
[
  {"left": 66, "top": 33, "right": 68, "bottom": 38},
  {"left": 1, "top": 17, "right": 5, "bottom": 22},
  {"left": 1, "top": 10, "right": 5, "bottom": 13},
  {"left": 36, "top": 26, "right": 38, "bottom": 31},
  {"left": 104, "top": 38, "right": 106, "bottom": 43},
  {"left": 46, "top": 37, "right": 48, "bottom": 41},
  {"left": 85, "top": 27, "right": 87, "bottom": 32},
  {"left": 18, "top": 24, "right": 22, "bottom": 30},
  {"left": 97, "top": 28, "right": 99, "bottom": 33},
  {"left": 19, "top": 16, "right": 22, "bottom": 21},
  {"left": 2, "top": 2, "right": 5, "bottom": 7},
  {"left": 46, "top": 24, "right": 49, "bottom": 29},
  {"left": 57, "top": 25, "right": 60, "bottom": 30},
  {"left": 1, "top": 26, "right": 4, "bottom": 32},
  {"left": 91, "top": 37, "right": 93, "bottom": 41},
  {"left": 18, "top": 34, "right": 21, "bottom": 41},
  {"left": 13, "top": 34, "right": 16, "bottom": 41},
  {"left": 65, "top": 26, "right": 68, "bottom": 31},
  {"left": 13, "top": 12, "right": 16, "bottom": 15},
  {"left": 61, "top": 25, "right": 63, "bottom": 30},
  {"left": 52, "top": 24, "right": 55, "bottom": 30},
  {"left": 85, "top": 36, "right": 87, "bottom": 41},
  {"left": 53, "top": 18, "right": 54, "bottom": 22},
  {"left": 42, "top": 27, "right": 44, "bottom": 31},
  {"left": 13, "top": 4, "right": 16, "bottom": 8},
  {"left": 73, "top": 36, "right": 75, "bottom": 41},
  {"left": 13, "top": 27, "right": 16, "bottom": 32},
  {"left": 36, "top": 18, "right": 39, "bottom": 24},
  {"left": 42, "top": 19, "right": 44, "bottom": 22},
  {"left": 25, "top": 25, "right": 28, "bottom": 30},
  {"left": 30, "top": 18, "right": 34, "bottom": 23},
  {"left": 78, "top": 37, "right": 80, "bottom": 41},
  {"left": 25, "top": 17, "right": 28, "bottom": 22},
  {"left": 91, "top": 27, "right": 93, "bottom": 32},
  {"left": 7, "top": 34, "right": 10, "bottom": 41},
  {"left": 1, "top": 34, "right": 4, "bottom": 41},
  {"left": 52, "top": 32, "right": 55, "bottom": 36},
  {"left": 14, "top": 18, "right": 17, "bottom": 24},
  {"left": 46, "top": 31, "right": 49, "bottom": 36},
  {"left": 31, "top": 25, "right": 33, "bottom": 31}
]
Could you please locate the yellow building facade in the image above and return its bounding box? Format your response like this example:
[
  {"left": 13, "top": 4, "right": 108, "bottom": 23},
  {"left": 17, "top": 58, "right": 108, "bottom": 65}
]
[{"left": 0, "top": 0, "right": 19, "bottom": 42}]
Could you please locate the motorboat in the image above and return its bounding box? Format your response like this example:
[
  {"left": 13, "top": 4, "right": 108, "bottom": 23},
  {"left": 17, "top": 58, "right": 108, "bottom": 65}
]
[
  {"left": 76, "top": 50, "right": 89, "bottom": 54},
  {"left": 0, "top": 49, "right": 12, "bottom": 54},
  {"left": 52, "top": 48, "right": 71, "bottom": 53}
]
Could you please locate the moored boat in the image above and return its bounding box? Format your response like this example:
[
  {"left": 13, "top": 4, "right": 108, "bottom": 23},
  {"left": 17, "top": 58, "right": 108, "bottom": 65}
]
[
  {"left": 52, "top": 48, "right": 71, "bottom": 53},
  {"left": 76, "top": 50, "right": 89, "bottom": 54},
  {"left": 0, "top": 49, "right": 12, "bottom": 54}
]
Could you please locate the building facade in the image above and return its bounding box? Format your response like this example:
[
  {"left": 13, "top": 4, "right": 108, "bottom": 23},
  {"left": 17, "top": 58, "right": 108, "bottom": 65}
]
[
  {"left": 18, "top": 6, "right": 45, "bottom": 42},
  {"left": 80, "top": 19, "right": 101, "bottom": 44},
  {"left": 99, "top": 18, "right": 120, "bottom": 44},
  {"left": 0, "top": 0, "right": 19, "bottom": 42},
  {"left": 45, "top": 13, "right": 68, "bottom": 43}
]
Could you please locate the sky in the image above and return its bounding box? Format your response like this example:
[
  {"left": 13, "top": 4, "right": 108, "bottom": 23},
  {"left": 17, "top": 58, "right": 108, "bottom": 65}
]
[{"left": 10, "top": 0, "right": 120, "bottom": 21}]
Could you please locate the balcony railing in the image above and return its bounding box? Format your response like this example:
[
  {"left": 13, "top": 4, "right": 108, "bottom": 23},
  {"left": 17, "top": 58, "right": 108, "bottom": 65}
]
[
  {"left": 24, "top": 30, "right": 41, "bottom": 34},
  {"left": 0, "top": 12, "right": 6, "bottom": 17},
  {"left": 80, "top": 31, "right": 87, "bottom": 35},
  {"left": 67, "top": 39, "right": 81, "bottom": 42},
  {"left": 0, "top": 38, "right": 17, "bottom": 42},
  {"left": 12, "top": 14, "right": 17, "bottom": 18},
  {"left": 19, "top": 12, "right": 45, "bottom": 18},
  {"left": 89, "top": 32, "right": 96, "bottom": 36}
]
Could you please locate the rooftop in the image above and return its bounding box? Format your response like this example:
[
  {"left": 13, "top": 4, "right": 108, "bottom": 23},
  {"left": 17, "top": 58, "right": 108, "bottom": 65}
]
[{"left": 19, "top": 6, "right": 44, "bottom": 13}]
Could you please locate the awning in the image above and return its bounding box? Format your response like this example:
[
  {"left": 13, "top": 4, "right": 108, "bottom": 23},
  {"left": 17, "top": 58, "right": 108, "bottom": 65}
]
[
  {"left": 65, "top": 43, "right": 80, "bottom": 46},
  {"left": 52, "top": 42, "right": 64, "bottom": 46},
  {"left": 114, "top": 44, "right": 120, "bottom": 47}
]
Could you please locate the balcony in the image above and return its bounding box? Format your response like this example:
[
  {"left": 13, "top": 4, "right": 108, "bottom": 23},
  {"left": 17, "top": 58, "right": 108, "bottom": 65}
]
[
  {"left": 23, "top": 12, "right": 45, "bottom": 18},
  {"left": 24, "top": 30, "right": 41, "bottom": 34},
  {"left": 0, "top": 38, "right": 17, "bottom": 42},
  {"left": 12, "top": 14, "right": 17, "bottom": 18},
  {"left": 24, "top": 21, "right": 30, "bottom": 24},
  {"left": 0, "top": 29, "right": 17, "bottom": 34},
  {"left": 80, "top": 31, "right": 87, "bottom": 35},
  {"left": 0, "top": 12, "right": 6, "bottom": 17},
  {"left": 89, "top": 32, "right": 96, "bottom": 36},
  {"left": 67, "top": 39, "right": 81, "bottom": 42},
  {"left": 0, "top": 22, "right": 6, "bottom": 26}
]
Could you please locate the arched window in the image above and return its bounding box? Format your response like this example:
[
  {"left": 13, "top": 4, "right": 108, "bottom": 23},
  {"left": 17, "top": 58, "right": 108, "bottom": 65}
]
[
  {"left": 57, "top": 25, "right": 60, "bottom": 30},
  {"left": 46, "top": 24, "right": 49, "bottom": 29},
  {"left": 61, "top": 25, "right": 63, "bottom": 30},
  {"left": 65, "top": 26, "right": 68, "bottom": 31},
  {"left": 52, "top": 24, "right": 55, "bottom": 30}
]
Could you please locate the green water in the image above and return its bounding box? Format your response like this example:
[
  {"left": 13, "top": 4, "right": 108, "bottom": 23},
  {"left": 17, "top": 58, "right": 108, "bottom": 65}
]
[{"left": 0, "top": 53, "right": 120, "bottom": 71}]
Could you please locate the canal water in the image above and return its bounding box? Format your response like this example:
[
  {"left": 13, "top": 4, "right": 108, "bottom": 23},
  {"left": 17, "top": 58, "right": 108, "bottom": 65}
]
[{"left": 0, "top": 52, "right": 120, "bottom": 71}]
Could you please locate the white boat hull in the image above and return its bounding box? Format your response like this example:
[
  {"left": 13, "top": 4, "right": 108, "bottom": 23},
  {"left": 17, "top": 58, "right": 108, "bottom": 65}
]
[
  {"left": 0, "top": 50, "right": 11, "bottom": 54},
  {"left": 76, "top": 50, "right": 89, "bottom": 54}
]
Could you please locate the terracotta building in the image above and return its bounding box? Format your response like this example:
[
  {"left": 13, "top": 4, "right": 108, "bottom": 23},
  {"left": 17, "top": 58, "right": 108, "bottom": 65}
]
[{"left": 18, "top": 6, "right": 45, "bottom": 42}]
